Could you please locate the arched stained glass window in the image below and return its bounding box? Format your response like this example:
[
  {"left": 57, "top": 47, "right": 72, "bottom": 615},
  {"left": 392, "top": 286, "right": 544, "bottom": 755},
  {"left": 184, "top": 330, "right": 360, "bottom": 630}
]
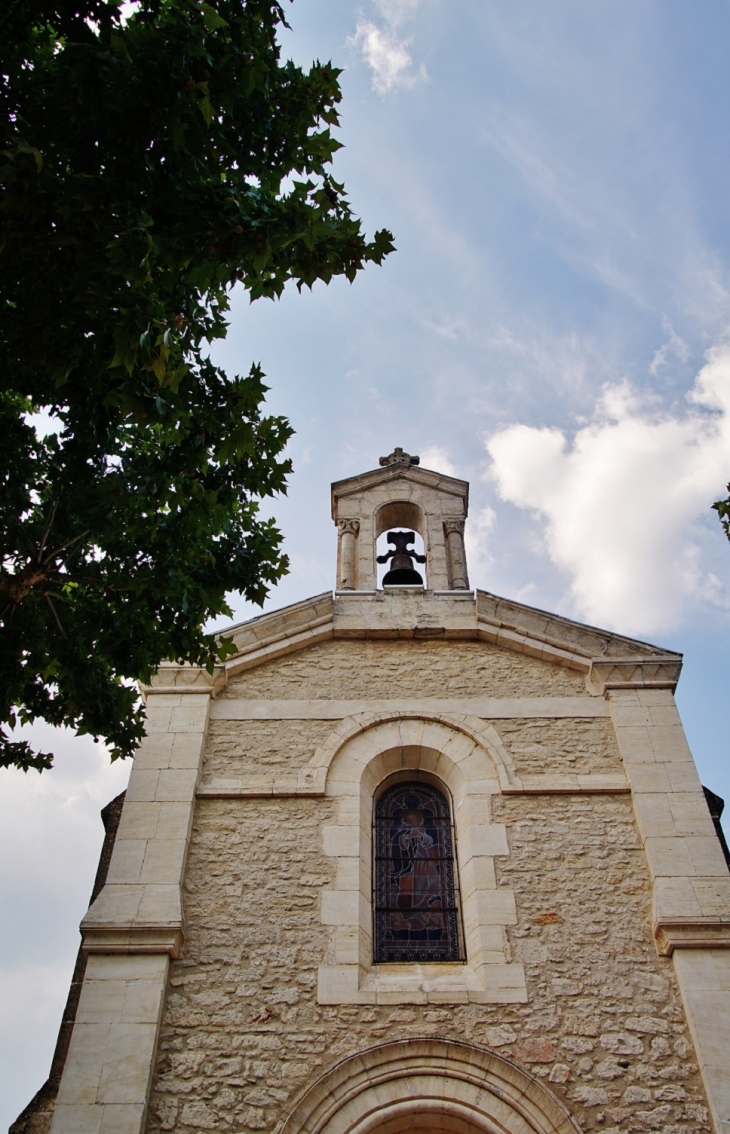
[{"left": 374, "top": 781, "right": 463, "bottom": 963}]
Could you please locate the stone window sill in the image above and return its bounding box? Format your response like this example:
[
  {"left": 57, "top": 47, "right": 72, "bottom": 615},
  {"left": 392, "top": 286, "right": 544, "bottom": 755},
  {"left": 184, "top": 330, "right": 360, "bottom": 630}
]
[{"left": 318, "top": 960, "right": 526, "bottom": 1005}]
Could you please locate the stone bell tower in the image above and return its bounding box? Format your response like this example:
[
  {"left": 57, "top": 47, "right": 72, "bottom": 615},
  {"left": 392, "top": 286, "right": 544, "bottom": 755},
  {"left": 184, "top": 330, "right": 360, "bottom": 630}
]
[
  {"left": 333, "top": 446, "right": 469, "bottom": 591},
  {"left": 14, "top": 451, "right": 730, "bottom": 1134}
]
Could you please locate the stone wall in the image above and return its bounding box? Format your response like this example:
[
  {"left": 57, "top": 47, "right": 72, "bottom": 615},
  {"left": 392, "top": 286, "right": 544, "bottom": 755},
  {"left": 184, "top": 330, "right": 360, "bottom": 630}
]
[
  {"left": 204, "top": 713, "right": 621, "bottom": 783},
  {"left": 493, "top": 717, "right": 623, "bottom": 776},
  {"left": 223, "top": 639, "right": 587, "bottom": 700},
  {"left": 204, "top": 720, "right": 336, "bottom": 778},
  {"left": 140, "top": 636, "right": 713, "bottom": 1134},
  {"left": 493, "top": 793, "right": 710, "bottom": 1132},
  {"left": 145, "top": 789, "right": 711, "bottom": 1134},
  {"left": 147, "top": 797, "right": 336, "bottom": 1133}
]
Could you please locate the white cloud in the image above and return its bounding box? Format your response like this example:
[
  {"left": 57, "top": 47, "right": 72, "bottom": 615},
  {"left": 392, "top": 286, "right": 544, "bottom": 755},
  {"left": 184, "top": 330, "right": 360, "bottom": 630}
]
[
  {"left": 419, "top": 445, "right": 455, "bottom": 475},
  {"left": 649, "top": 315, "right": 690, "bottom": 377},
  {"left": 349, "top": 1, "right": 426, "bottom": 96},
  {"left": 464, "top": 505, "right": 497, "bottom": 590},
  {"left": 485, "top": 342, "right": 730, "bottom": 636}
]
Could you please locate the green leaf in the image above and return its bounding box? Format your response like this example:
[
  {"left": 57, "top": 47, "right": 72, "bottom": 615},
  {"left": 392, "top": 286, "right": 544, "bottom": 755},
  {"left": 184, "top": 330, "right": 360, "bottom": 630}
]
[{"left": 199, "top": 4, "right": 228, "bottom": 31}]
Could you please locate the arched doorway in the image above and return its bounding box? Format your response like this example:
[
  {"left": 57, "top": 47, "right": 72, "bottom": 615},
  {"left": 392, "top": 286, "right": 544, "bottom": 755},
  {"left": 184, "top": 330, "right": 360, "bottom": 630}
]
[{"left": 277, "top": 1039, "right": 579, "bottom": 1134}]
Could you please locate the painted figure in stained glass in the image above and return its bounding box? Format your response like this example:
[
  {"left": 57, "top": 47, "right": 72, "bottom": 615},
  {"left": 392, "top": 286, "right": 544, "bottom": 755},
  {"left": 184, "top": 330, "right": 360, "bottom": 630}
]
[
  {"left": 374, "top": 782, "right": 462, "bottom": 963},
  {"left": 393, "top": 808, "right": 442, "bottom": 925}
]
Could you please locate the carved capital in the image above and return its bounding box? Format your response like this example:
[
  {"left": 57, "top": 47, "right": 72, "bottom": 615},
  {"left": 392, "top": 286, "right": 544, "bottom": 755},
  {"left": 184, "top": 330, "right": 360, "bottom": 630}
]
[
  {"left": 443, "top": 518, "right": 465, "bottom": 536},
  {"left": 588, "top": 655, "right": 682, "bottom": 696},
  {"left": 338, "top": 518, "right": 360, "bottom": 535}
]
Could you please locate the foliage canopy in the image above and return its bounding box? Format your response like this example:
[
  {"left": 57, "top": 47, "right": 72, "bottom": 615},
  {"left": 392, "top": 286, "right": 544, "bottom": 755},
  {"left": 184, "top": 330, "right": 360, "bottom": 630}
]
[{"left": 0, "top": 0, "right": 394, "bottom": 771}]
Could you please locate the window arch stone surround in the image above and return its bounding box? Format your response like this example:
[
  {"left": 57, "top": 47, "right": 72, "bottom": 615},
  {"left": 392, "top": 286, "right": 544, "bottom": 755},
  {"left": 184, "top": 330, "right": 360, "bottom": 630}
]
[
  {"left": 276, "top": 1038, "right": 580, "bottom": 1134},
  {"left": 317, "top": 714, "right": 526, "bottom": 1005}
]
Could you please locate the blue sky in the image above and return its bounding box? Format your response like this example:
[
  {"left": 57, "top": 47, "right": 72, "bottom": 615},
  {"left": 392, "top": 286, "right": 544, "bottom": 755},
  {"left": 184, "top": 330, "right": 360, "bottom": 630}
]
[{"left": 3, "top": 1, "right": 730, "bottom": 1124}]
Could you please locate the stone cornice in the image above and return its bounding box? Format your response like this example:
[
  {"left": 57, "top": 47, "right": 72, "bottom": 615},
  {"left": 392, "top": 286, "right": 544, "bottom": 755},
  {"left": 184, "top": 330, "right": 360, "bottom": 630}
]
[
  {"left": 655, "top": 919, "right": 730, "bottom": 956},
  {"left": 81, "top": 926, "right": 184, "bottom": 958},
  {"left": 196, "top": 771, "right": 629, "bottom": 799},
  {"left": 476, "top": 590, "right": 679, "bottom": 663},
  {"left": 143, "top": 663, "right": 226, "bottom": 697},
  {"left": 587, "top": 656, "right": 683, "bottom": 695},
  {"left": 225, "top": 616, "right": 335, "bottom": 678},
  {"left": 210, "top": 695, "right": 610, "bottom": 720}
]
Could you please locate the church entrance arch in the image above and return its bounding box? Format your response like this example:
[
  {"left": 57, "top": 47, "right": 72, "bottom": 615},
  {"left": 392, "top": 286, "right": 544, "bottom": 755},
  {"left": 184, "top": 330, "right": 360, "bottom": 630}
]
[{"left": 278, "top": 1039, "right": 579, "bottom": 1134}]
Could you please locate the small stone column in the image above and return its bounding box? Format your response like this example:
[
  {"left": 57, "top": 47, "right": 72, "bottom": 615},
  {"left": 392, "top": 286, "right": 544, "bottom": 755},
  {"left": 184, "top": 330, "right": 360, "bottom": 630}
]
[
  {"left": 443, "top": 518, "right": 469, "bottom": 589},
  {"left": 338, "top": 519, "right": 360, "bottom": 590}
]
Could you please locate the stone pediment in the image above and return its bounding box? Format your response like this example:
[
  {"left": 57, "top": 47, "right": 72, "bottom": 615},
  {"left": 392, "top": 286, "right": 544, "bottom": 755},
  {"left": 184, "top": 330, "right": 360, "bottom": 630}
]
[
  {"left": 143, "top": 587, "right": 681, "bottom": 697},
  {"left": 330, "top": 462, "right": 469, "bottom": 516}
]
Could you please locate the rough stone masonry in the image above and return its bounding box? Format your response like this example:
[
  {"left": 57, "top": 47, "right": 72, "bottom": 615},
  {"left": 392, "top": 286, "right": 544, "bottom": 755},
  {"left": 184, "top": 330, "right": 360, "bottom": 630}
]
[{"left": 145, "top": 640, "right": 712, "bottom": 1134}]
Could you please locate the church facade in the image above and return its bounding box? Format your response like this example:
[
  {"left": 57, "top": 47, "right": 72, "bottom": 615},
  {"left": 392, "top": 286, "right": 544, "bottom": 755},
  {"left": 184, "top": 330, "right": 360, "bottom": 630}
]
[{"left": 19, "top": 452, "right": 730, "bottom": 1134}]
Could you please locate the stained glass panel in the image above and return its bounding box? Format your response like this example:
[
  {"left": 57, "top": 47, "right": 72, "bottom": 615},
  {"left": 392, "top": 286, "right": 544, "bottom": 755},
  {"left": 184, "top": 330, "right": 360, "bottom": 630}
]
[{"left": 373, "top": 782, "right": 463, "bottom": 963}]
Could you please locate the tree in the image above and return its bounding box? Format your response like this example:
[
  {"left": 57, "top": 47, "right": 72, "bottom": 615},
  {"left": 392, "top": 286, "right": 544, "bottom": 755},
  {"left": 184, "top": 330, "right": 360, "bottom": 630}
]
[
  {"left": 713, "top": 487, "right": 730, "bottom": 543},
  {"left": 0, "top": 0, "right": 394, "bottom": 771}
]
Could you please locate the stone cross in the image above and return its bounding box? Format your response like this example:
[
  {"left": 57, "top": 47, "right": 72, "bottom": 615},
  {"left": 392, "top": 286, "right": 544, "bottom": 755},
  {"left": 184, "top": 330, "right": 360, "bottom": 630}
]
[{"left": 379, "top": 447, "right": 420, "bottom": 468}]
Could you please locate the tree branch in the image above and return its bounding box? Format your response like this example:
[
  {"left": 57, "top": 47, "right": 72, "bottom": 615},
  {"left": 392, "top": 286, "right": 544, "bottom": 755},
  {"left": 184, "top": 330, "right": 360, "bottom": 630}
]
[
  {"left": 37, "top": 500, "right": 59, "bottom": 563},
  {"left": 43, "top": 592, "right": 66, "bottom": 637}
]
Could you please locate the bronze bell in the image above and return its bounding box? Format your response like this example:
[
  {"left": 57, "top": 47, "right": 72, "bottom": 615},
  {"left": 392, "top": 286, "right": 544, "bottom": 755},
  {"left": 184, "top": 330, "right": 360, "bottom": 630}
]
[{"left": 377, "top": 530, "right": 426, "bottom": 586}]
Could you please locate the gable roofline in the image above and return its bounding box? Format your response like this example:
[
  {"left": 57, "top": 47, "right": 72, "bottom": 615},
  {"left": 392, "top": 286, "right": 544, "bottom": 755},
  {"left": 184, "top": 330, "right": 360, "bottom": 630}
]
[
  {"left": 221, "top": 591, "right": 333, "bottom": 646},
  {"left": 331, "top": 463, "right": 469, "bottom": 519},
  {"left": 216, "top": 587, "right": 679, "bottom": 666},
  {"left": 475, "top": 589, "right": 680, "bottom": 662},
  {"left": 142, "top": 586, "right": 681, "bottom": 699}
]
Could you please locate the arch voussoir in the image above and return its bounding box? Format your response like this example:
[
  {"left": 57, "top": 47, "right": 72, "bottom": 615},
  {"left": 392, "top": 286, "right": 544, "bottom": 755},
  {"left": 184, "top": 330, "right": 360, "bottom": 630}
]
[
  {"left": 277, "top": 1039, "right": 580, "bottom": 1134},
  {"left": 310, "top": 711, "right": 516, "bottom": 791}
]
